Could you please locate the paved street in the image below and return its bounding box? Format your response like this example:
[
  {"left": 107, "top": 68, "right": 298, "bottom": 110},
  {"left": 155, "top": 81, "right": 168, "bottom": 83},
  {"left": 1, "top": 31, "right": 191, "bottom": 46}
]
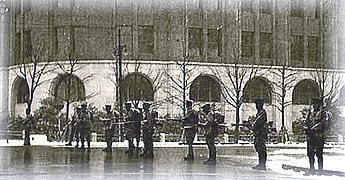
[{"left": 0, "top": 143, "right": 344, "bottom": 180}]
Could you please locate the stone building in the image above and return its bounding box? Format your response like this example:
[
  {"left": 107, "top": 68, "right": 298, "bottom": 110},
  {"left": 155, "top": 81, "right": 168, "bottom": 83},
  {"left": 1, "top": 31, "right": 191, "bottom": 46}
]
[{"left": 2, "top": 0, "right": 345, "bottom": 133}]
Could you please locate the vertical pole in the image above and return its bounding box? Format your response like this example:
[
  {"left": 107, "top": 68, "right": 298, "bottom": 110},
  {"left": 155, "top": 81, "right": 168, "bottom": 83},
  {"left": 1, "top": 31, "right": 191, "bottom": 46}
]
[{"left": 118, "top": 28, "right": 123, "bottom": 116}]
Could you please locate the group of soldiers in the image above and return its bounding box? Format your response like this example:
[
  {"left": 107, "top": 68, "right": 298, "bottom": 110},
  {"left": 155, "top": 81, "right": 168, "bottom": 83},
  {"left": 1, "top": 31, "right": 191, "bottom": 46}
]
[
  {"left": 65, "top": 102, "right": 94, "bottom": 151},
  {"left": 62, "top": 97, "right": 329, "bottom": 173}
]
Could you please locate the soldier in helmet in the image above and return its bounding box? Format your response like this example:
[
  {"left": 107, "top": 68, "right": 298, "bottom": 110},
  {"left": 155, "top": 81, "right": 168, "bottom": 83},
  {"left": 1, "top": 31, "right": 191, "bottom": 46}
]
[
  {"left": 141, "top": 101, "right": 157, "bottom": 158},
  {"left": 181, "top": 99, "right": 199, "bottom": 161},
  {"left": 66, "top": 105, "right": 81, "bottom": 146},
  {"left": 78, "top": 102, "right": 93, "bottom": 151},
  {"left": 102, "top": 104, "right": 120, "bottom": 152},
  {"left": 252, "top": 98, "right": 268, "bottom": 170},
  {"left": 199, "top": 103, "right": 220, "bottom": 165},
  {"left": 304, "top": 97, "right": 328, "bottom": 175},
  {"left": 124, "top": 102, "right": 141, "bottom": 154}
]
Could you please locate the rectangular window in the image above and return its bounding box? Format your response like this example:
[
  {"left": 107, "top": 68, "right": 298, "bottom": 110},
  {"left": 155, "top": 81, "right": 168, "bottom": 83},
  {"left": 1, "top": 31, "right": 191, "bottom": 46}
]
[
  {"left": 69, "top": 28, "right": 75, "bottom": 55},
  {"left": 338, "top": 38, "right": 345, "bottom": 64},
  {"left": 259, "top": 0, "right": 272, "bottom": 14},
  {"left": 138, "top": 26, "right": 154, "bottom": 54},
  {"left": 23, "top": 30, "right": 32, "bottom": 58},
  {"left": 260, "top": 33, "right": 272, "bottom": 59},
  {"left": 291, "top": 0, "right": 303, "bottom": 17},
  {"left": 53, "top": 27, "right": 58, "bottom": 54},
  {"left": 241, "top": 0, "right": 253, "bottom": 13},
  {"left": 207, "top": 29, "right": 222, "bottom": 57},
  {"left": 241, "top": 31, "right": 254, "bottom": 58},
  {"left": 291, "top": 35, "right": 304, "bottom": 62},
  {"left": 14, "top": 32, "right": 21, "bottom": 64},
  {"left": 188, "top": 27, "right": 202, "bottom": 56},
  {"left": 308, "top": 36, "right": 319, "bottom": 62}
]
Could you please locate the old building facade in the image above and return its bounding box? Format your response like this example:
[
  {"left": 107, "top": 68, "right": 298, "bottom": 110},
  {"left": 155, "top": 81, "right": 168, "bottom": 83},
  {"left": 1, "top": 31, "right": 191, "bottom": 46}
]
[{"left": 4, "top": 0, "right": 345, "bottom": 133}]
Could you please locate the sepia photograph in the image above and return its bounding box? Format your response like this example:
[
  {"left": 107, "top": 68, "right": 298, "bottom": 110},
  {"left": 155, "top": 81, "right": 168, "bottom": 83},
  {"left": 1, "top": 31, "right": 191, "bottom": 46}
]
[{"left": 0, "top": 0, "right": 345, "bottom": 179}]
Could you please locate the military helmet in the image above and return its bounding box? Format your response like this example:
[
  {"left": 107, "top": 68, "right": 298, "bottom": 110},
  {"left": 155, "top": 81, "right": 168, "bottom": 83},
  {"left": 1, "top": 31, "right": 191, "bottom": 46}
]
[
  {"left": 311, "top": 97, "right": 323, "bottom": 105},
  {"left": 124, "top": 102, "right": 132, "bottom": 108},
  {"left": 254, "top": 98, "right": 264, "bottom": 105},
  {"left": 143, "top": 101, "right": 152, "bottom": 109},
  {"left": 186, "top": 99, "right": 194, "bottom": 107},
  {"left": 81, "top": 101, "right": 87, "bottom": 107},
  {"left": 105, "top": 103, "right": 112, "bottom": 108}
]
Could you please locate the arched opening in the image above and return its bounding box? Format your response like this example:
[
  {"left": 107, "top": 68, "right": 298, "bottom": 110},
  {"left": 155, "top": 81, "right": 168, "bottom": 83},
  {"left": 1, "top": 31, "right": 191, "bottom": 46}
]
[
  {"left": 243, "top": 76, "right": 272, "bottom": 104},
  {"left": 190, "top": 75, "right": 221, "bottom": 102},
  {"left": 292, "top": 79, "right": 320, "bottom": 105},
  {"left": 121, "top": 72, "right": 154, "bottom": 102},
  {"left": 51, "top": 74, "right": 86, "bottom": 103}
]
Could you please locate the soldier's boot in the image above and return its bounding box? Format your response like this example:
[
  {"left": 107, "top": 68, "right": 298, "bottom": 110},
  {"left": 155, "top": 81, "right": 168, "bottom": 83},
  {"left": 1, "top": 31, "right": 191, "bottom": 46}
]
[
  {"left": 203, "top": 149, "right": 216, "bottom": 165},
  {"left": 317, "top": 157, "right": 323, "bottom": 175},
  {"left": 87, "top": 140, "right": 91, "bottom": 152},
  {"left": 184, "top": 145, "right": 194, "bottom": 161},
  {"left": 125, "top": 140, "right": 135, "bottom": 154},
  {"left": 304, "top": 158, "right": 316, "bottom": 175}
]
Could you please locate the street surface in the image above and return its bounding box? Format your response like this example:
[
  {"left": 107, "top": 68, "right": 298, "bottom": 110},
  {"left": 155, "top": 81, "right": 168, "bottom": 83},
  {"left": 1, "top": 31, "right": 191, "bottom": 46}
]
[{"left": 0, "top": 142, "right": 344, "bottom": 180}]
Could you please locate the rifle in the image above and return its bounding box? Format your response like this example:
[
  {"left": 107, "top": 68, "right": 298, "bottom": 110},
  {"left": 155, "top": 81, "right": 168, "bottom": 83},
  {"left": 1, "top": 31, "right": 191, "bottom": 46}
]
[{"left": 231, "top": 123, "right": 253, "bottom": 131}]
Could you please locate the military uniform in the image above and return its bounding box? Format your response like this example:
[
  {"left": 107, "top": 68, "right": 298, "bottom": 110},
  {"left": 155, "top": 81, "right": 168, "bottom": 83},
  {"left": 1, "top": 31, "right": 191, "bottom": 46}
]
[
  {"left": 124, "top": 102, "right": 141, "bottom": 154},
  {"left": 141, "top": 102, "right": 157, "bottom": 158},
  {"left": 23, "top": 109, "right": 34, "bottom": 146},
  {"left": 181, "top": 100, "right": 199, "bottom": 161},
  {"left": 304, "top": 98, "right": 328, "bottom": 174},
  {"left": 66, "top": 106, "right": 81, "bottom": 146},
  {"left": 78, "top": 103, "right": 93, "bottom": 150},
  {"left": 200, "top": 104, "right": 221, "bottom": 165},
  {"left": 252, "top": 99, "right": 268, "bottom": 170},
  {"left": 102, "top": 104, "right": 120, "bottom": 152}
]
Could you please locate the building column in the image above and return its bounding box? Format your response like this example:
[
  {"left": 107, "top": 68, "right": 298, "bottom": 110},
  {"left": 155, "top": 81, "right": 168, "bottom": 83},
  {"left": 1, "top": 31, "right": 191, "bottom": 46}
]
[{"left": 0, "top": 0, "right": 10, "bottom": 130}]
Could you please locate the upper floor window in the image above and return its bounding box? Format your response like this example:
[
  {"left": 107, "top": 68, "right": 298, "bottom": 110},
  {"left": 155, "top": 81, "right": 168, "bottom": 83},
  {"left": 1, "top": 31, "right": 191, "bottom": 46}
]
[
  {"left": 241, "top": 31, "right": 255, "bottom": 58},
  {"left": 291, "top": 35, "right": 304, "bottom": 62},
  {"left": 207, "top": 28, "right": 222, "bottom": 57},
  {"left": 260, "top": 33, "right": 272, "bottom": 59},
  {"left": 138, "top": 26, "right": 154, "bottom": 54},
  {"left": 24, "top": 30, "right": 32, "bottom": 58},
  {"left": 188, "top": 27, "right": 202, "bottom": 56},
  {"left": 308, "top": 36, "right": 319, "bottom": 62}
]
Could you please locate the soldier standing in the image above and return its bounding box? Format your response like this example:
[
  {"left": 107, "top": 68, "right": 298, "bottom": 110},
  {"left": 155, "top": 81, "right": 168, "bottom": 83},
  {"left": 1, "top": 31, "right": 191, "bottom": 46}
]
[
  {"left": 199, "top": 104, "right": 219, "bottom": 165},
  {"left": 65, "top": 105, "right": 81, "bottom": 146},
  {"left": 252, "top": 98, "right": 268, "bottom": 170},
  {"left": 23, "top": 108, "right": 34, "bottom": 146},
  {"left": 141, "top": 101, "right": 157, "bottom": 158},
  {"left": 181, "top": 100, "right": 199, "bottom": 161},
  {"left": 78, "top": 102, "right": 93, "bottom": 151},
  {"left": 124, "top": 102, "right": 141, "bottom": 154},
  {"left": 102, "top": 104, "right": 120, "bottom": 152},
  {"left": 304, "top": 97, "right": 328, "bottom": 175}
]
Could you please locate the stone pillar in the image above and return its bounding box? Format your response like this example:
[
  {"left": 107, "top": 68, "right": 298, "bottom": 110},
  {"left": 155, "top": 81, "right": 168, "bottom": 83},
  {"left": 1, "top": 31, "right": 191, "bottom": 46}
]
[{"left": 0, "top": 0, "right": 10, "bottom": 131}]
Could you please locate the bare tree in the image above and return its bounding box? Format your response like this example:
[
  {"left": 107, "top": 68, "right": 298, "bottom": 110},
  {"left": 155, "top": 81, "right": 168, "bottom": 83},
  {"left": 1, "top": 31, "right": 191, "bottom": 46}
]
[
  {"left": 164, "top": 60, "right": 196, "bottom": 116},
  {"left": 269, "top": 61, "right": 297, "bottom": 143},
  {"left": 311, "top": 67, "right": 343, "bottom": 109},
  {"left": 14, "top": 43, "right": 55, "bottom": 115},
  {"left": 212, "top": 63, "right": 259, "bottom": 143}
]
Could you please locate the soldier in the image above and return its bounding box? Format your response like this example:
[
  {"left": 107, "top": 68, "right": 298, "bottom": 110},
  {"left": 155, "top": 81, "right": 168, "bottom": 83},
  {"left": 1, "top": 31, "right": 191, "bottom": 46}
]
[
  {"left": 141, "top": 101, "right": 157, "bottom": 158},
  {"left": 181, "top": 99, "right": 199, "bottom": 161},
  {"left": 65, "top": 105, "right": 81, "bottom": 146},
  {"left": 102, "top": 104, "right": 120, "bottom": 152},
  {"left": 304, "top": 97, "right": 328, "bottom": 175},
  {"left": 78, "top": 102, "right": 93, "bottom": 151},
  {"left": 124, "top": 102, "right": 141, "bottom": 154},
  {"left": 199, "top": 103, "right": 220, "bottom": 165},
  {"left": 23, "top": 108, "right": 34, "bottom": 146},
  {"left": 251, "top": 98, "right": 268, "bottom": 170}
]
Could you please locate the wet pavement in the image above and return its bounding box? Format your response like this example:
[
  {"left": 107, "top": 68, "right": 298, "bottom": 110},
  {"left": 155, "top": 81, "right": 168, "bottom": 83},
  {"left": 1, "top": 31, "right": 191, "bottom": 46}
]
[{"left": 0, "top": 145, "right": 344, "bottom": 180}]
